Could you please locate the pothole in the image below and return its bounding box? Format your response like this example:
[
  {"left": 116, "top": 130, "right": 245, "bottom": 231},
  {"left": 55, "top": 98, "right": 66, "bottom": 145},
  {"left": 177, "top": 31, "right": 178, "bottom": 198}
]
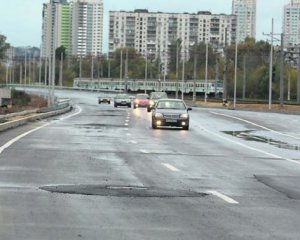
[
  {"left": 76, "top": 124, "right": 126, "bottom": 129},
  {"left": 40, "top": 185, "right": 208, "bottom": 198}
]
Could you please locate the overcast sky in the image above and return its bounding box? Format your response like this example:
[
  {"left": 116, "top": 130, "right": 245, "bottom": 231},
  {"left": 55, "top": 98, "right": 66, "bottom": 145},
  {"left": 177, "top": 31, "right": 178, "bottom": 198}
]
[{"left": 0, "top": 0, "right": 291, "bottom": 51}]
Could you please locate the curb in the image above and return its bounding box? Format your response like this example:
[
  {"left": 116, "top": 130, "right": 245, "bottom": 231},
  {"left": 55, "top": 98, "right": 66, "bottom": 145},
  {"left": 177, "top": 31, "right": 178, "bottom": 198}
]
[{"left": 0, "top": 105, "right": 72, "bottom": 133}]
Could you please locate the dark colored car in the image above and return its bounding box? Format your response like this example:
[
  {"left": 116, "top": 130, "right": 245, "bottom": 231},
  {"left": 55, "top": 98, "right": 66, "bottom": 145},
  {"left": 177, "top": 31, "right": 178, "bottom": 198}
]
[
  {"left": 152, "top": 99, "right": 192, "bottom": 130},
  {"left": 98, "top": 96, "right": 111, "bottom": 104},
  {"left": 147, "top": 92, "right": 168, "bottom": 112},
  {"left": 133, "top": 94, "right": 149, "bottom": 109},
  {"left": 114, "top": 94, "right": 131, "bottom": 108}
]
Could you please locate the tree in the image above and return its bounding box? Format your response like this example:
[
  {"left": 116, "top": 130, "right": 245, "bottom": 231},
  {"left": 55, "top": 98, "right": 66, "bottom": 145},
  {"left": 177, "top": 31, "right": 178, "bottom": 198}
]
[{"left": 0, "top": 34, "right": 10, "bottom": 59}]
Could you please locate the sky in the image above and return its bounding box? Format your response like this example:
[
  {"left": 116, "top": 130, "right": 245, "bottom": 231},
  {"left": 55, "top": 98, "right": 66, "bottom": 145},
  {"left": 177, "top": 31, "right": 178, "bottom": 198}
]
[{"left": 0, "top": 0, "right": 291, "bottom": 51}]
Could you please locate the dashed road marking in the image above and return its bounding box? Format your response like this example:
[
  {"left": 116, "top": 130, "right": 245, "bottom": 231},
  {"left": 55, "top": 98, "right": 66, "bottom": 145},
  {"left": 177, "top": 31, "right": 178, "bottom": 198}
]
[
  {"left": 208, "top": 190, "right": 239, "bottom": 204},
  {"left": 130, "top": 140, "right": 138, "bottom": 144},
  {"left": 162, "top": 163, "right": 180, "bottom": 172},
  {"left": 0, "top": 105, "right": 82, "bottom": 155},
  {"left": 0, "top": 124, "right": 49, "bottom": 154},
  {"left": 140, "top": 149, "right": 150, "bottom": 154}
]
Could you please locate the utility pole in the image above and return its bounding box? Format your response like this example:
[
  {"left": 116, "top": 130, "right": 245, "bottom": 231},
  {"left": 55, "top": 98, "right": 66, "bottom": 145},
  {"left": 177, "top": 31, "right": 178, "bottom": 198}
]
[
  {"left": 193, "top": 42, "right": 197, "bottom": 102},
  {"left": 205, "top": 43, "right": 208, "bottom": 104},
  {"left": 298, "top": 53, "right": 300, "bottom": 104},
  {"left": 280, "top": 33, "right": 285, "bottom": 106},
  {"left": 181, "top": 51, "right": 185, "bottom": 100},
  {"left": 125, "top": 48, "right": 128, "bottom": 93},
  {"left": 145, "top": 51, "right": 148, "bottom": 94},
  {"left": 59, "top": 52, "right": 63, "bottom": 87},
  {"left": 175, "top": 40, "right": 179, "bottom": 99},
  {"left": 91, "top": 55, "right": 94, "bottom": 81},
  {"left": 243, "top": 55, "right": 247, "bottom": 99},
  {"left": 233, "top": 35, "right": 238, "bottom": 109},
  {"left": 268, "top": 19, "right": 274, "bottom": 110}
]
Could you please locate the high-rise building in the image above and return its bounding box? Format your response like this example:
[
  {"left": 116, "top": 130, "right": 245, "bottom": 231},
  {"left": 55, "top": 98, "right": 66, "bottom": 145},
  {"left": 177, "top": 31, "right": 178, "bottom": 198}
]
[
  {"left": 232, "top": 0, "right": 256, "bottom": 42},
  {"left": 70, "top": 0, "right": 103, "bottom": 56},
  {"left": 283, "top": 0, "right": 300, "bottom": 47},
  {"left": 41, "top": 0, "right": 70, "bottom": 58},
  {"left": 41, "top": 0, "right": 103, "bottom": 58},
  {"left": 109, "top": 10, "right": 237, "bottom": 61}
]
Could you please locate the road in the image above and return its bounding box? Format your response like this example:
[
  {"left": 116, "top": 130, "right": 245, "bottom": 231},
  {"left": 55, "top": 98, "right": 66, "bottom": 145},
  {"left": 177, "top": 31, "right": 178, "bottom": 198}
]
[{"left": 0, "top": 89, "right": 300, "bottom": 240}]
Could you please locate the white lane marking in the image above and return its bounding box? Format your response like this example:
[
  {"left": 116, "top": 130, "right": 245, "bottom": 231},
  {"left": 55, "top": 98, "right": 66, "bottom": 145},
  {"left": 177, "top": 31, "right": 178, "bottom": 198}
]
[
  {"left": 162, "top": 163, "right": 180, "bottom": 172},
  {"left": 208, "top": 190, "right": 239, "bottom": 204},
  {"left": 130, "top": 140, "right": 137, "bottom": 144},
  {"left": 0, "top": 105, "right": 82, "bottom": 155},
  {"left": 125, "top": 119, "right": 129, "bottom": 122},
  {"left": 59, "top": 105, "right": 82, "bottom": 121},
  {"left": 192, "top": 120, "right": 300, "bottom": 166},
  {"left": 124, "top": 123, "right": 129, "bottom": 126},
  {"left": 211, "top": 111, "right": 300, "bottom": 140},
  {"left": 126, "top": 133, "right": 131, "bottom": 136},
  {"left": 0, "top": 123, "right": 49, "bottom": 154},
  {"left": 140, "top": 149, "right": 150, "bottom": 154}
]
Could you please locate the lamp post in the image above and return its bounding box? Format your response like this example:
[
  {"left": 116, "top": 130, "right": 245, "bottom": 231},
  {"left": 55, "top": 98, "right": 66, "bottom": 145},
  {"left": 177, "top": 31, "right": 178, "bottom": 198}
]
[
  {"left": 145, "top": 50, "right": 148, "bottom": 94},
  {"left": 181, "top": 50, "right": 185, "bottom": 100},
  {"left": 176, "top": 39, "right": 180, "bottom": 99},
  {"left": 233, "top": 37, "right": 238, "bottom": 109},
  {"left": 205, "top": 42, "right": 208, "bottom": 104},
  {"left": 268, "top": 18, "right": 274, "bottom": 110}
]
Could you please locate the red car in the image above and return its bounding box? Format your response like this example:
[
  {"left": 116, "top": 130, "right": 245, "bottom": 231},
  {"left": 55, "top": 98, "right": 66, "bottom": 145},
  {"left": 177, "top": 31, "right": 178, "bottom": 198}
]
[{"left": 133, "top": 94, "right": 149, "bottom": 109}]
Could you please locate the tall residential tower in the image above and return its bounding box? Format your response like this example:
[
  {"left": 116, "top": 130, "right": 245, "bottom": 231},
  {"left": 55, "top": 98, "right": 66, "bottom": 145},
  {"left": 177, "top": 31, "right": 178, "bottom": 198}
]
[
  {"left": 41, "top": 0, "right": 103, "bottom": 57},
  {"left": 283, "top": 0, "right": 300, "bottom": 47},
  {"left": 232, "top": 0, "right": 256, "bottom": 42},
  {"left": 70, "top": 0, "right": 104, "bottom": 56}
]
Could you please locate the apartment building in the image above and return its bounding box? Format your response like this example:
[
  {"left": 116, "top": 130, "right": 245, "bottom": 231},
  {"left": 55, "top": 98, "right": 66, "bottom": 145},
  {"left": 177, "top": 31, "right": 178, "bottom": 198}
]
[
  {"left": 70, "top": 0, "right": 103, "bottom": 56},
  {"left": 283, "top": 0, "right": 300, "bottom": 47},
  {"left": 109, "top": 9, "right": 237, "bottom": 61},
  {"left": 232, "top": 0, "right": 256, "bottom": 42},
  {"left": 41, "top": 0, "right": 70, "bottom": 58},
  {"left": 41, "top": 0, "right": 103, "bottom": 57}
]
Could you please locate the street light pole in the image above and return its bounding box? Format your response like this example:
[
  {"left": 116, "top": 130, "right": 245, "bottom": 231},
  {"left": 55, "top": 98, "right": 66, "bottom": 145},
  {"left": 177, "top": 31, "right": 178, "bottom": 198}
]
[
  {"left": 145, "top": 51, "right": 148, "bottom": 94},
  {"left": 280, "top": 33, "right": 285, "bottom": 106},
  {"left": 193, "top": 42, "right": 197, "bottom": 102},
  {"left": 176, "top": 40, "right": 179, "bottom": 99},
  {"left": 268, "top": 18, "right": 274, "bottom": 110},
  {"left": 181, "top": 51, "right": 185, "bottom": 100},
  {"left": 205, "top": 43, "right": 208, "bottom": 104},
  {"left": 233, "top": 36, "right": 238, "bottom": 109}
]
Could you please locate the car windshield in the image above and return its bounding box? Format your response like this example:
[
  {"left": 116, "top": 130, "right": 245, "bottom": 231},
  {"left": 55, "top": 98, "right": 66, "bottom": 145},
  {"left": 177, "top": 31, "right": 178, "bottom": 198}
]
[
  {"left": 115, "top": 94, "right": 129, "bottom": 99},
  {"left": 136, "top": 94, "right": 148, "bottom": 99},
  {"left": 156, "top": 101, "right": 186, "bottom": 110}
]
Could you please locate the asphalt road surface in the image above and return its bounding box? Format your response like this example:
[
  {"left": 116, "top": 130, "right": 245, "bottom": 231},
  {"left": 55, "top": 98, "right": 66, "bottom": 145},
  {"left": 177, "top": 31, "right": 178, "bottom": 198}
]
[{"left": 1, "top": 89, "right": 300, "bottom": 240}]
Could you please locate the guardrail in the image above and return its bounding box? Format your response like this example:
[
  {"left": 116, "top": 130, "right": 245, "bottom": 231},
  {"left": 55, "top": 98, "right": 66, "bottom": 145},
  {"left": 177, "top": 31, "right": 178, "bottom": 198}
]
[{"left": 0, "top": 98, "right": 72, "bottom": 132}]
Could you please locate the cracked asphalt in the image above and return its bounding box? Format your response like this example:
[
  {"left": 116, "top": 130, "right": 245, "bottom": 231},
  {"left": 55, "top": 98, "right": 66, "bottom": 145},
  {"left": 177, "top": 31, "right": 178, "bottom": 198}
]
[{"left": 0, "top": 89, "right": 300, "bottom": 240}]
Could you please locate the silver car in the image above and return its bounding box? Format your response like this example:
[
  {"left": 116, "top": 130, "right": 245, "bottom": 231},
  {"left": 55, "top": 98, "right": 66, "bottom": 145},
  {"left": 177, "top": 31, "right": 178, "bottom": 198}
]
[{"left": 114, "top": 94, "right": 131, "bottom": 108}]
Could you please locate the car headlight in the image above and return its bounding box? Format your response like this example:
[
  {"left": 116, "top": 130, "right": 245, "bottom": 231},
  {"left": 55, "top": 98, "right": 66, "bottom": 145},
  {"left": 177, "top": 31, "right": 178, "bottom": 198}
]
[
  {"left": 155, "top": 113, "right": 163, "bottom": 118},
  {"left": 180, "top": 113, "right": 189, "bottom": 119},
  {"left": 149, "top": 100, "right": 155, "bottom": 106}
]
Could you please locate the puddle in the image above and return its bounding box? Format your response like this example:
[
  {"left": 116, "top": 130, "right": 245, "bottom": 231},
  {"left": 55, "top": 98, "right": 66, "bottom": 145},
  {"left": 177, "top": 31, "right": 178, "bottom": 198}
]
[{"left": 223, "top": 130, "right": 300, "bottom": 151}]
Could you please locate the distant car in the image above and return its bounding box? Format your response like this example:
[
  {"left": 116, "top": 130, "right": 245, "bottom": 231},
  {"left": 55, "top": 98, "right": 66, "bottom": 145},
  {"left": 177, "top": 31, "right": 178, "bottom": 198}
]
[
  {"left": 152, "top": 99, "right": 192, "bottom": 130},
  {"left": 114, "top": 94, "right": 131, "bottom": 108},
  {"left": 98, "top": 96, "right": 111, "bottom": 104},
  {"left": 147, "top": 92, "right": 168, "bottom": 112},
  {"left": 133, "top": 93, "right": 149, "bottom": 109}
]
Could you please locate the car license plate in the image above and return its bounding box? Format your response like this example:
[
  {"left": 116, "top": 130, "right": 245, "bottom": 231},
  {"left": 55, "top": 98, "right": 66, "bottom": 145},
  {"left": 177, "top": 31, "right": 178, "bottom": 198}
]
[{"left": 166, "top": 119, "right": 177, "bottom": 123}]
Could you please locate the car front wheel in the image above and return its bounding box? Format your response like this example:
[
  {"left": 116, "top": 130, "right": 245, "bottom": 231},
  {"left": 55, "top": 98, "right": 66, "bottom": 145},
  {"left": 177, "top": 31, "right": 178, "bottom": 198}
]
[{"left": 152, "top": 122, "right": 157, "bottom": 129}]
